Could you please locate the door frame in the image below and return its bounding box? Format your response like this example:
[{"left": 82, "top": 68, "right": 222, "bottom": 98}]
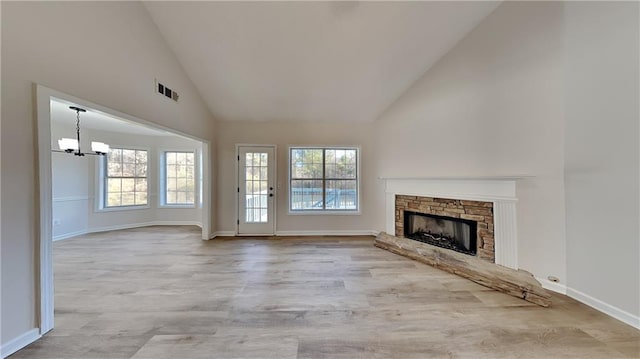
[
  {"left": 35, "top": 84, "right": 213, "bottom": 335},
  {"left": 235, "top": 144, "right": 277, "bottom": 235}
]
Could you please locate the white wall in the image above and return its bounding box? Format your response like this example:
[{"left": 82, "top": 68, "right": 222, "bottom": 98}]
[
  {"left": 374, "top": 2, "right": 566, "bottom": 284},
  {"left": 216, "top": 120, "right": 382, "bottom": 234},
  {"left": 51, "top": 122, "right": 91, "bottom": 239},
  {"left": 1, "top": 1, "right": 215, "bottom": 351},
  {"left": 51, "top": 124, "right": 203, "bottom": 240},
  {"left": 564, "top": 2, "right": 639, "bottom": 322}
]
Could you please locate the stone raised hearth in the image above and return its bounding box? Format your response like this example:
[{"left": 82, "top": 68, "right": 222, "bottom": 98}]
[
  {"left": 379, "top": 177, "right": 550, "bottom": 307},
  {"left": 375, "top": 232, "right": 551, "bottom": 307}
]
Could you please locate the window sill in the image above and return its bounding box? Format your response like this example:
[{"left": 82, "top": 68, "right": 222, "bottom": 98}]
[
  {"left": 159, "top": 204, "right": 197, "bottom": 209},
  {"left": 97, "top": 205, "right": 150, "bottom": 212}
]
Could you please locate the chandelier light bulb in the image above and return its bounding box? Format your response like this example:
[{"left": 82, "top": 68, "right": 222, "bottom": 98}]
[
  {"left": 58, "top": 138, "right": 79, "bottom": 152},
  {"left": 91, "top": 142, "right": 110, "bottom": 155}
]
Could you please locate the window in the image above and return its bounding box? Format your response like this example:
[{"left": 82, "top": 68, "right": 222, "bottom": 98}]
[
  {"left": 105, "top": 148, "right": 148, "bottom": 207},
  {"left": 162, "top": 151, "right": 196, "bottom": 206},
  {"left": 289, "top": 147, "right": 358, "bottom": 212}
]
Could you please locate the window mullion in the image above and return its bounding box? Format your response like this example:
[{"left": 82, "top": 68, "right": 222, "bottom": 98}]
[
  {"left": 104, "top": 156, "right": 108, "bottom": 209},
  {"left": 289, "top": 147, "right": 357, "bottom": 212},
  {"left": 322, "top": 149, "right": 326, "bottom": 210}
]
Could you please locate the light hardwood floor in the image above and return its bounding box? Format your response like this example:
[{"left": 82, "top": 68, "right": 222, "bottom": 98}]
[{"left": 11, "top": 226, "right": 640, "bottom": 358}]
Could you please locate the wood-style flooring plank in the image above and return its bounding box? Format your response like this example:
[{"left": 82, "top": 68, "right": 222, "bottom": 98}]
[{"left": 10, "top": 226, "right": 639, "bottom": 359}]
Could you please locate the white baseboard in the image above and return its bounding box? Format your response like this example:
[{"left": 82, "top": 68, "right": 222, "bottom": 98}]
[
  {"left": 535, "top": 277, "right": 567, "bottom": 295},
  {"left": 53, "top": 229, "right": 89, "bottom": 241},
  {"left": 89, "top": 221, "right": 202, "bottom": 234},
  {"left": 52, "top": 195, "right": 90, "bottom": 203},
  {"left": 209, "top": 230, "right": 379, "bottom": 239},
  {"left": 209, "top": 230, "right": 378, "bottom": 238},
  {"left": 529, "top": 278, "right": 639, "bottom": 330},
  {"left": 566, "top": 287, "right": 640, "bottom": 330},
  {"left": 209, "top": 231, "right": 235, "bottom": 238},
  {"left": 1, "top": 328, "right": 40, "bottom": 358},
  {"left": 52, "top": 221, "right": 202, "bottom": 240},
  {"left": 275, "top": 230, "right": 378, "bottom": 236}
]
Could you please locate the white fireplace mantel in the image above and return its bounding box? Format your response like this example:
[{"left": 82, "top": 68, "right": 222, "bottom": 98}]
[{"left": 383, "top": 177, "right": 530, "bottom": 269}]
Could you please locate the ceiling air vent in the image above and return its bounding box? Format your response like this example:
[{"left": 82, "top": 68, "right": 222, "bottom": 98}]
[{"left": 155, "top": 80, "right": 179, "bottom": 102}]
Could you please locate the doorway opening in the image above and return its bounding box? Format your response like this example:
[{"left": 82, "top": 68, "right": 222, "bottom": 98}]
[{"left": 36, "top": 85, "right": 212, "bottom": 335}]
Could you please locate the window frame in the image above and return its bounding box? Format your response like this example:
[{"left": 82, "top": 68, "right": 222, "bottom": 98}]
[
  {"left": 100, "top": 146, "right": 150, "bottom": 211},
  {"left": 159, "top": 149, "right": 198, "bottom": 208},
  {"left": 288, "top": 146, "right": 360, "bottom": 215}
]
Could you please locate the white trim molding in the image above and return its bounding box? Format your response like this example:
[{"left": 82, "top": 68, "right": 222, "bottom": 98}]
[
  {"left": 210, "top": 231, "right": 235, "bottom": 238},
  {"left": 384, "top": 178, "right": 524, "bottom": 269},
  {"left": 1, "top": 328, "right": 41, "bottom": 358},
  {"left": 53, "top": 221, "right": 203, "bottom": 241},
  {"left": 493, "top": 201, "right": 518, "bottom": 269},
  {"left": 567, "top": 287, "right": 640, "bottom": 330},
  {"left": 36, "top": 85, "right": 55, "bottom": 335},
  {"left": 89, "top": 221, "right": 202, "bottom": 234},
  {"left": 275, "top": 230, "right": 377, "bottom": 237},
  {"left": 53, "top": 229, "right": 89, "bottom": 241},
  {"left": 209, "top": 230, "right": 378, "bottom": 238},
  {"left": 52, "top": 196, "right": 91, "bottom": 203},
  {"left": 536, "top": 277, "right": 640, "bottom": 330},
  {"left": 536, "top": 276, "right": 568, "bottom": 295}
]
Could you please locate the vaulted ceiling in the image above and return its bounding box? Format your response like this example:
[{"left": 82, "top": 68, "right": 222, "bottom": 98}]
[{"left": 144, "top": 1, "right": 500, "bottom": 123}]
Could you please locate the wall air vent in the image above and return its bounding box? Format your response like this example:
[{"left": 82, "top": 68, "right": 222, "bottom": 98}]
[{"left": 155, "top": 80, "right": 179, "bottom": 102}]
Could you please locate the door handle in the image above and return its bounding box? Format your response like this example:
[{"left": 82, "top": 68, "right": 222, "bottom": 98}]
[{"left": 269, "top": 193, "right": 274, "bottom": 197}]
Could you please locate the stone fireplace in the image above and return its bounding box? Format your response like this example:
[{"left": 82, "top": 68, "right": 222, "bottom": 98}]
[
  {"left": 384, "top": 177, "right": 521, "bottom": 269},
  {"left": 395, "top": 195, "right": 494, "bottom": 262},
  {"left": 378, "top": 177, "right": 551, "bottom": 307},
  {"left": 404, "top": 210, "right": 477, "bottom": 256}
]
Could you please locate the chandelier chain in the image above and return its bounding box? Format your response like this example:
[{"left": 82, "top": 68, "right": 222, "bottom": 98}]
[{"left": 76, "top": 110, "right": 81, "bottom": 139}]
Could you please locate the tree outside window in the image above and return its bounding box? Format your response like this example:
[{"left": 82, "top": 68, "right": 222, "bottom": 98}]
[
  {"left": 290, "top": 147, "right": 358, "bottom": 211},
  {"left": 105, "top": 148, "right": 148, "bottom": 207},
  {"left": 164, "top": 151, "right": 195, "bottom": 205}
]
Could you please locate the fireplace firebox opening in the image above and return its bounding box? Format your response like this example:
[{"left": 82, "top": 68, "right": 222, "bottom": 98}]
[{"left": 403, "top": 211, "right": 477, "bottom": 256}]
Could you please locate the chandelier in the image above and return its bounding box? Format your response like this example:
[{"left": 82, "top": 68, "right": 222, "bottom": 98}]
[{"left": 54, "top": 106, "right": 109, "bottom": 156}]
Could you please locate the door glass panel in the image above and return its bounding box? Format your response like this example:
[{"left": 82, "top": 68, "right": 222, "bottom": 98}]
[{"left": 245, "top": 152, "right": 268, "bottom": 223}]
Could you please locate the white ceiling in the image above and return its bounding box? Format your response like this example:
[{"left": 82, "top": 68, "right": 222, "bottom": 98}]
[
  {"left": 50, "top": 99, "right": 173, "bottom": 136},
  {"left": 144, "top": 1, "right": 500, "bottom": 123}
]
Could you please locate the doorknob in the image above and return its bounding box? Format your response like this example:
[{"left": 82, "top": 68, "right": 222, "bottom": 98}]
[{"left": 269, "top": 193, "right": 274, "bottom": 197}]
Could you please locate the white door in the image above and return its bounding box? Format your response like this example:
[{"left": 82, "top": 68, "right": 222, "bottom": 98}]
[{"left": 237, "top": 146, "right": 276, "bottom": 235}]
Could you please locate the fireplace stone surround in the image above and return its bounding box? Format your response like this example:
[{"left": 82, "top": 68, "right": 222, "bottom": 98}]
[
  {"left": 383, "top": 177, "right": 523, "bottom": 269},
  {"left": 396, "top": 195, "right": 494, "bottom": 261}
]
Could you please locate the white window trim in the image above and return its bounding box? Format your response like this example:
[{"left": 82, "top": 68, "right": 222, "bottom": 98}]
[
  {"left": 158, "top": 148, "right": 199, "bottom": 209},
  {"left": 96, "top": 146, "right": 151, "bottom": 212},
  {"left": 287, "top": 145, "right": 361, "bottom": 215}
]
